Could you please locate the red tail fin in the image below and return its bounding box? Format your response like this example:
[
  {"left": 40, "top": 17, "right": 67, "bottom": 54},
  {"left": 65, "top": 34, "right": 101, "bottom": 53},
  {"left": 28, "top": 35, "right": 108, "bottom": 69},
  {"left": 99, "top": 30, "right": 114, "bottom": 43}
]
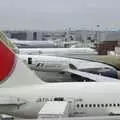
[{"left": 0, "top": 40, "right": 16, "bottom": 80}]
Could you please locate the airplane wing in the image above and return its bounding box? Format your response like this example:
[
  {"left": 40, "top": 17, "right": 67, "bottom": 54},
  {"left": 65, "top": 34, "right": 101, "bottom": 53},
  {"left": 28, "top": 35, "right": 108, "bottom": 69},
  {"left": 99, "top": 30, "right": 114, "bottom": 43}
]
[
  {"left": 67, "top": 55, "right": 120, "bottom": 70},
  {"left": 65, "top": 69, "right": 119, "bottom": 82}
]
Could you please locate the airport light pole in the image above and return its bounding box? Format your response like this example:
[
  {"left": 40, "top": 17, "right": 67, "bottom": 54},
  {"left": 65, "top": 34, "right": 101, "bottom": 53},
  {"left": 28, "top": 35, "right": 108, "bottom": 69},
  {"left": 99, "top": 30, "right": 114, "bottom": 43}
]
[{"left": 96, "top": 25, "right": 100, "bottom": 43}]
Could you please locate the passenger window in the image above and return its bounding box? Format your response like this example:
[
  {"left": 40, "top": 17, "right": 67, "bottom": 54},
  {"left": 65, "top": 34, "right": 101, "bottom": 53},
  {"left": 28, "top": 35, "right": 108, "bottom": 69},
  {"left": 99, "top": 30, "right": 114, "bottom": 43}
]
[
  {"left": 113, "top": 104, "right": 116, "bottom": 107},
  {"left": 101, "top": 104, "right": 104, "bottom": 107},
  {"left": 109, "top": 104, "right": 112, "bottom": 107},
  {"left": 93, "top": 104, "right": 96, "bottom": 107},
  {"left": 97, "top": 104, "right": 100, "bottom": 107},
  {"left": 81, "top": 104, "right": 84, "bottom": 107},
  {"left": 105, "top": 104, "right": 108, "bottom": 107},
  {"left": 89, "top": 104, "right": 92, "bottom": 107}
]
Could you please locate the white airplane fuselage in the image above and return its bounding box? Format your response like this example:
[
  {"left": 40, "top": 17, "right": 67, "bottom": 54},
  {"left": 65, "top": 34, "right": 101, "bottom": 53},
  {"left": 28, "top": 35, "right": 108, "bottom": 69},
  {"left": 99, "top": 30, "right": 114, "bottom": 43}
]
[
  {"left": 18, "top": 54, "right": 118, "bottom": 81},
  {"left": 0, "top": 82, "right": 120, "bottom": 118},
  {"left": 19, "top": 48, "right": 98, "bottom": 56},
  {"left": 10, "top": 39, "right": 59, "bottom": 48}
]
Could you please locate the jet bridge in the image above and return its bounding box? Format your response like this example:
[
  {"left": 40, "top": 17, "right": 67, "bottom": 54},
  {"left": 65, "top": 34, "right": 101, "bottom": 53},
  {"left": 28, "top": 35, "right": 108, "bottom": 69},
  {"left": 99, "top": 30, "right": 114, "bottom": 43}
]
[{"left": 38, "top": 101, "right": 69, "bottom": 118}]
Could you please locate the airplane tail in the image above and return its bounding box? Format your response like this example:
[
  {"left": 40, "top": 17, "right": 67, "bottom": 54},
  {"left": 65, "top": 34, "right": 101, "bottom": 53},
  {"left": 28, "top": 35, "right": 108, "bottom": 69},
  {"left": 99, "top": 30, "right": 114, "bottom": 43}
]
[
  {"left": 0, "top": 31, "right": 44, "bottom": 88},
  {"left": 0, "top": 32, "right": 19, "bottom": 54}
]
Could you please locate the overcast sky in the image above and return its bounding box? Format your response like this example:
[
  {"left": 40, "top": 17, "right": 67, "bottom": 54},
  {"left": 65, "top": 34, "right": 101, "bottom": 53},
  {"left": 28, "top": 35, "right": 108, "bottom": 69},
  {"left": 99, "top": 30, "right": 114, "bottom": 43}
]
[{"left": 0, "top": 0, "right": 120, "bottom": 30}]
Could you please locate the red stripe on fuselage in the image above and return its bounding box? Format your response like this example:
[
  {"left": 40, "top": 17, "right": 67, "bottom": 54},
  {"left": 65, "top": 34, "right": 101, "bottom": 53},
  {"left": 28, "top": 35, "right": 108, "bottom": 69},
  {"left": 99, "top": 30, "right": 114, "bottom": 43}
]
[{"left": 0, "top": 41, "right": 15, "bottom": 80}]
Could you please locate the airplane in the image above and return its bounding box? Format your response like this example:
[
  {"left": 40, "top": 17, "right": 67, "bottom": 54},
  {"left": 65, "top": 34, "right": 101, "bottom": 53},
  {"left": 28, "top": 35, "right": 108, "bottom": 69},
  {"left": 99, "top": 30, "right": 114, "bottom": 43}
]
[
  {"left": 18, "top": 54, "right": 119, "bottom": 82},
  {"left": 1, "top": 31, "right": 120, "bottom": 119},
  {"left": 10, "top": 38, "right": 60, "bottom": 48},
  {"left": 19, "top": 47, "right": 98, "bottom": 56}
]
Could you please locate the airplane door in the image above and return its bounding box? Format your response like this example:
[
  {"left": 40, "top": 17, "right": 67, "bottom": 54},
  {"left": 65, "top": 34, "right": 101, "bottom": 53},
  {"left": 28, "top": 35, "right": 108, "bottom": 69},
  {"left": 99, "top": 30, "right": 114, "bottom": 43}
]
[
  {"left": 66, "top": 97, "right": 74, "bottom": 116},
  {"left": 74, "top": 98, "right": 83, "bottom": 115},
  {"left": 66, "top": 97, "right": 84, "bottom": 116},
  {"left": 28, "top": 57, "right": 32, "bottom": 64}
]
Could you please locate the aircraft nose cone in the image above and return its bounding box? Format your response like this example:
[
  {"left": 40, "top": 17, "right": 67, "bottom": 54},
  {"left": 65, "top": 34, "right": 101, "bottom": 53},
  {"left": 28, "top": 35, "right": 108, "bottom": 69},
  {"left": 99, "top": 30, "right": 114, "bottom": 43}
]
[{"left": 0, "top": 41, "right": 16, "bottom": 81}]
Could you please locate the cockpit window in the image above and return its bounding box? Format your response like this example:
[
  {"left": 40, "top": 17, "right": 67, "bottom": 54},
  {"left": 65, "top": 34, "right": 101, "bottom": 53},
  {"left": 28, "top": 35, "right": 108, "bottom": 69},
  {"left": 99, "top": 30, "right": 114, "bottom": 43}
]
[{"left": 69, "top": 64, "right": 77, "bottom": 70}]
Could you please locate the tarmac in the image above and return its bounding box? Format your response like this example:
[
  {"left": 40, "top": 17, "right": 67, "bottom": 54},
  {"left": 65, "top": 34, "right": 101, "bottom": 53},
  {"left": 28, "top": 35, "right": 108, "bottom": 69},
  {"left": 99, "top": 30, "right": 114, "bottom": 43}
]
[{"left": 14, "top": 116, "right": 120, "bottom": 120}]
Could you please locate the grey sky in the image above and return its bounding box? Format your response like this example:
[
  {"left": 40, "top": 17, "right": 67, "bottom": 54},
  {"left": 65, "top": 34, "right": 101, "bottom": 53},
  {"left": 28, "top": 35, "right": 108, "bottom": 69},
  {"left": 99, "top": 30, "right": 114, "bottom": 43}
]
[{"left": 0, "top": 0, "right": 120, "bottom": 30}]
